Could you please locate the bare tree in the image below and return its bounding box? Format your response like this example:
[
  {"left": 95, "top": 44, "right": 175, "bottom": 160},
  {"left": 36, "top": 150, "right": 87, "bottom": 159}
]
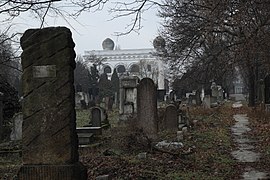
[{"left": 158, "top": 0, "right": 270, "bottom": 106}]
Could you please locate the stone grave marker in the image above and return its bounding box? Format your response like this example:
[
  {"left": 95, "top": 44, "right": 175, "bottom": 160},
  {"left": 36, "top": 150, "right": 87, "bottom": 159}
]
[
  {"left": 195, "top": 90, "right": 201, "bottom": 105},
  {"left": 264, "top": 74, "right": 270, "bottom": 104},
  {"left": 10, "top": 112, "right": 23, "bottom": 141},
  {"left": 203, "top": 95, "right": 211, "bottom": 108},
  {"left": 137, "top": 78, "right": 158, "bottom": 139},
  {"left": 91, "top": 107, "right": 102, "bottom": 127},
  {"left": 163, "top": 104, "right": 178, "bottom": 131},
  {"left": 257, "top": 79, "right": 264, "bottom": 104},
  {"left": 17, "top": 27, "right": 86, "bottom": 179},
  {"left": 211, "top": 82, "right": 218, "bottom": 97},
  {"left": 119, "top": 76, "right": 139, "bottom": 121}
]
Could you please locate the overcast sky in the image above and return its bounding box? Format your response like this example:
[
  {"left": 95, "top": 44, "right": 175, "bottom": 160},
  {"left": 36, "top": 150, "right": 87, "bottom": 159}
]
[{"left": 4, "top": 2, "right": 161, "bottom": 55}]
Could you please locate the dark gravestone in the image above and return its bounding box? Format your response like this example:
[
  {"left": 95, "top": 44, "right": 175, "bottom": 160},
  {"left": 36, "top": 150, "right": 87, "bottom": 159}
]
[
  {"left": 265, "top": 75, "right": 270, "bottom": 104},
  {"left": 76, "top": 84, "right": 82, "bottom": 92},
  {"left": 205, "top": 89, "right": 212, "bottom": 96},
  {"left": 257, "top": 79, "right": 264, "bottom": 103},
  {"left": 195, "top": 90, "right": 201, "bottom": 105},
  {"left": 163, "top": 104, "right": 178, "bottom": 131},
  {"left": 137, "top": 78, "right": 158, "bottom": 139},
  {"left": 157, "top": 89, "right": 166, "bottom": 101},
  {"left": 17, "top": 27, "right": 86, "bottom": 179},
  {"left": 91, "top": 107, "right": 102, "bottom": 127}
]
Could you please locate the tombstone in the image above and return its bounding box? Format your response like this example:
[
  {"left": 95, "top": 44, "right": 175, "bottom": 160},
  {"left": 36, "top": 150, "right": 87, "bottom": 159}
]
[
  {"left": 157, "top": 89, "right": 166, "bottom": 102},
  {"left": 163, "top": 104, "right": 178, "bottom": 131},
  {"left": 76, "top": 84, "right": 82, "bottom": 92},
  {"left": 217, "top": 87, "right": 224, "bottom": 102},
  {"left": 137, "top": 78, "right": 158, "bottom": 139},
  {"left": 89, "top": 106, "right": 108, "bottom": 125},
  {"left": 91, "top": 107, "right": 102, "bottom": 127},
  {"left": 201, "top": 88, "right": 205, "bottom": 102},
  {"left": 10, "top": 112, "right": 23, "bottom": 141},
  {"left": 257, "top": 79, "right": 264, "bottom": 103},
  {"left": 119, "top": 76, "right": 139, "bottom": 121},
  {"left": 195, "top": 90, "right": 201, "bottom": 105},
  {"left": 75, "top": 93, "right": 82, "bottom": 108},
  {"left": 169, "top": 90, "right": 176, "bottom": 102},
  {"left": 17, "top": 27, "right": 87, "bottom": 179},
  {"left": 203, "top": 95, "right": 211, "bottom": 108},
  {"left": 205, "top": 88, "right": 212, "bottom": 96},
  {"left": 211, "top": 82, "right": 218, "bottom": 97},
  {"left": 76, "top": 92, "right": 90, "bottom": 109}
]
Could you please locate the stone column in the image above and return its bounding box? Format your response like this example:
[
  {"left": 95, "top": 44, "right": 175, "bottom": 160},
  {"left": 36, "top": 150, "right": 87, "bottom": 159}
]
[
  {"left": 17, "top": 27, "right": 87, "bottom": 180},
  {"left": 137, "top": 78, "right": 158, "bottom": 139}
]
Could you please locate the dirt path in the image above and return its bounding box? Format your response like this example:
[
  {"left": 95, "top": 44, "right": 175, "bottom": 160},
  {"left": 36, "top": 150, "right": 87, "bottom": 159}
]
[{"left": 231, "top": 102, "right": 269, "bottom": 180}]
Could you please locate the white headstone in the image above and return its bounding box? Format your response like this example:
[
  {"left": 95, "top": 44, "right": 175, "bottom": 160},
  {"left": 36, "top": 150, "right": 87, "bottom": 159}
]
[{"left": 10, "top": 113, "right": 23, "bottom": 141}]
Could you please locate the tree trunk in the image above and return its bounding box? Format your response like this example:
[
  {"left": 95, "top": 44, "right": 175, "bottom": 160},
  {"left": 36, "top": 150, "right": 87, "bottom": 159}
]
[{"left": 248, "top": 70, "right": 256, "bottom": 107}]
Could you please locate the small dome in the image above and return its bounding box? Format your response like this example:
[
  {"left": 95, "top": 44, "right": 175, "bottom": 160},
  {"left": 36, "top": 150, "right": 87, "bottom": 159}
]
[
  {"left": 153, "top": 36, "right": 165, "bottom": 49},
  {"left": 102, "top": 38, "right": 115, "bottom": 50}
]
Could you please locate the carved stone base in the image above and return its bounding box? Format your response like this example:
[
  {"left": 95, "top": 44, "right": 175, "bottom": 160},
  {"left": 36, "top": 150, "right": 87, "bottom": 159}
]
[{"left": 17, "top": 162, "right": 87, "bottom": 180}]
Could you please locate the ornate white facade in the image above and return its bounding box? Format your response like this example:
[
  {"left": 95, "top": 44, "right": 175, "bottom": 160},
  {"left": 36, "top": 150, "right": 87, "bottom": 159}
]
[{"left": 83, "top": 38, "right": 167, "bottom": 90}]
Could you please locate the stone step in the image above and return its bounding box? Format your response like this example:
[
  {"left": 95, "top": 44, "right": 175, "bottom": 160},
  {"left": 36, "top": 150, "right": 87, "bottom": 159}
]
[
  {"left": 77, "top": 133, "right": 94, "bottom": 138},
  {"left": 76, "top": 127, "right": 102, "bottom": 135},
  {"left": 77, "top": 133, "right": 94, "bottom": 145}
]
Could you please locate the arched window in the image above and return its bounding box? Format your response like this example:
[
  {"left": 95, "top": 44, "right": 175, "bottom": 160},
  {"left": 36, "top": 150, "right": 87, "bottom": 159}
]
[
  {"left": 116, "top": 65, "right": 126, "bottom": 73},
  {"left": 103, "top": 65, "right": 112, "bottom": 74},
  {"left": 130, "top": 64, "right": 140, "bottom": 73}
]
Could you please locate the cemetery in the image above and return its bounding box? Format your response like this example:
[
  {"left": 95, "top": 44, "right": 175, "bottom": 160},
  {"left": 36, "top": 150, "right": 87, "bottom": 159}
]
[{"left": 0, "top": 27, "right": 269, "bottom": 179}]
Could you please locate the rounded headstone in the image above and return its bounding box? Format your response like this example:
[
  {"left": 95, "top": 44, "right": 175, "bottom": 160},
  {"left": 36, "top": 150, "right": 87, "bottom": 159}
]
[{"left": 102, "top": 38, "right": 115, "bottom": 50}]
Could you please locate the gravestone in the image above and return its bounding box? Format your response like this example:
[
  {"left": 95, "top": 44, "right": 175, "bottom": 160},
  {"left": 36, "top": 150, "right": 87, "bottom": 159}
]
[
  {"left": 119, "top": 76, "right": 139, "bottom": 121},
  {"left": 17, "top": 27, "right": 86, "bottom": 179},
  {"left": 257, "top": 79, "right": 264, "bottom": 103},
  {"left": 157, "top": 89, "right": 166, "bottom": 102},
  {"left": 195, "top": 90, "right": 201, "bottom": 105},
  {"left": 137, "top": 78, "right": 158, "bottom": 139},
  {"left": 163, "top": 104, "right": 178, "bottom": 131},
  {"left": 91, "top": 107, "right": 102, "bottom": 127},
  {"left": 203, "top": 95, "right": 211, "bottom": 108},
  {"left": 264, "top": 75, "right": 270, "bottom": 104},
  {"left": 10, "top": 112, "right": 23, "bottom": 141},
  {"left": 211, "top": 82, "right": 218, "bottom": 97},
  {"left": 217, "top": 87, "right": 224, "bottom": 102}
]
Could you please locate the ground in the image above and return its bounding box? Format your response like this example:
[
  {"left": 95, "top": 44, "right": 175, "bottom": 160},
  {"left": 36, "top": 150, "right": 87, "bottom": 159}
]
[{"left": 0, "top": 101, "right": 269, "bottom": 179}]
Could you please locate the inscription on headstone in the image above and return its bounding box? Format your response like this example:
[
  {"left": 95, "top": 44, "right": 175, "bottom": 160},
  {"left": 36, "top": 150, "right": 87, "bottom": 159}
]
[{"left": 33, "top": 65, "right": 56, "bottom": 78}]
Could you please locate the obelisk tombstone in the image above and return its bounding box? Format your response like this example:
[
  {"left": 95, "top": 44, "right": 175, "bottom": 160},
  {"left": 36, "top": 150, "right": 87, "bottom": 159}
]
[{"left": 17, "top": 27, "right": 86, "bottom": 180}]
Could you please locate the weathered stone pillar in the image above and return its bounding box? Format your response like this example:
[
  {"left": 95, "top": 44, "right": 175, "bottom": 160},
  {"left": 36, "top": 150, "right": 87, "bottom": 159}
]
[
  {"left": 119, "top": 76, "right": 139, "bottom": 121},
  {"left": 137, "top": 78, "right": 158, "bottom": 139},
  {"left": 17, "top": 27, "right": 87, "bottom": 180}
]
